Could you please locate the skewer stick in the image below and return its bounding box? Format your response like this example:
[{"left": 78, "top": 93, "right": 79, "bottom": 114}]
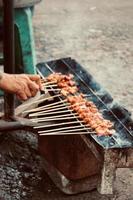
[
  {"left": 37, "top": 102, "right": 70, "bottom": 111},
  {"left": 31, "top": 116, "right": 80, "bottom": 122},
  {"left": 32, "top": 101, "right": 86, "bottom": 113},
  {"left": 29, "top": 102, "right": 70, "bottom": 114},
  {"left": 30, "top": 113, "right": 78, "bottom": 121},
  {"left": 37, "top": 99, "right": 67, "bottom": 108},
  {"left": 36, "top": 124, "right": 90, "bottom": 133},
  {"left": 42, "top": 81, "right": 57, "bottom": 85},
  {"left": 25, "top": 94, "right": 62, "bottom": 110},
  {"left": 29, "top": 105, "right": 72, "bottom": 116},
  {"left": 34, "top": 94, "right": 62, "bottom": 104},
  {"left": 42, "top": 84, "right": 57, "bottom": 87},
  {"left": 43, "top": 89, "right": 61, "bottom": 92},
  {"left": 34, "top": 120, "right": 84, "bottom": 129},
  {"left": 29, "top": 109, "right": 75, "bottom": 117},
  {"left": 23, "top": 100, "right": 67, "bottom": 114},
  {"left": 39, "top": 127, "right": 90, "bottom": 134},
  {"left": 37, "top": 69, "right": 46, "bottom": 81},
  {"left": 39, "top": 131, "right": 95, "bottom": 136},
  {"left": 29, "top": 103, "right": 70, "bottom": 116}
]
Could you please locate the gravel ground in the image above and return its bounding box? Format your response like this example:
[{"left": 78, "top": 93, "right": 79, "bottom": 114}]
[{"left": 0, "top": 0, "right": 133, "bottom": 199}]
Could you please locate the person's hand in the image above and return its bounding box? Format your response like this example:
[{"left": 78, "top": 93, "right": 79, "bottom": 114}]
[{"left": 0, "top": 73, "right": 42, "bottom": 101}]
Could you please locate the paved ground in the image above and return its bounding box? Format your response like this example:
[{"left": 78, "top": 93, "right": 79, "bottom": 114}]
[
  {"left": 0, "top": 0, "right": 133, "bottom": 200},
  {"left": 34, "top": 0, "right": 133, "bottom": 113}
]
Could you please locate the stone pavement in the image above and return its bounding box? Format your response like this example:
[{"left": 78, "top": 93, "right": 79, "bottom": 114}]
[{"left": 0, "top": 0, "right": 132, "bottom": 200}]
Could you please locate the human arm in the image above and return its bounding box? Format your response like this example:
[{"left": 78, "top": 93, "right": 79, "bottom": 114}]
[{"left": 0, "top": 72, "right": 42, "bottom": 101}]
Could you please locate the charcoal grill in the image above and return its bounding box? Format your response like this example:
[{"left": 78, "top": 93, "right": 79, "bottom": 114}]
[
  {"left": 1, "top": 0, "right": 133, "bottom": 196},
  {"left": 34, "top": 58, "right": 133, "bottom": 195}
]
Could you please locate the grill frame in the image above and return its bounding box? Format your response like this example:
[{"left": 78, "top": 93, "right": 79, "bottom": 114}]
[
  {"left": 37, "top": 57, "right": 133, "bottom": 149},
  {"left": 35, "top": 58, "right": 133, "bottom": 195}
]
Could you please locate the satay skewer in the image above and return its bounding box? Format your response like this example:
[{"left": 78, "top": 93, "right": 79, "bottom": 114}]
[
  {"left": 29, "top": 94, "right": 62, "bottom": 105},
  {"left": 38, "top": 127, "right": 92, "bottom": 134},
  {"left": 37, "top": 72, "right": 114, "bottom": 136},
  {"left": 37, "top": 124, "right": 91, "bottom": 133},
  {"left": 31, "top": 116, "right": 81, "bottom": 122},
  {"left": 41, "top": 81, "right": 57, "bottom": 85},
  {"left": 39, "top": 131, "right": 95, "bottom": 136},
  {"left": 21, "top": 94, "right": 63, "bottom": 114},
  {"left": 39, "top": 128, "right": 90, "bottom": 134},
  {"left": 30, "top": 113, "right": 78, "bottom": 121},
  {"left": 29, "top": 104, "right": 70, "bottom": 116},
  {"left": 23, "top": 100, "right": 68, "bottom": 114},
  {"left": 29, "top": 105, "right": 72, "bottom": 116},
  {"left": 42, "top": 84, "right": 57, "bottom": 87},
  {"left": 36, "top": 102, "right": 70, "bottom": 111},
  {"left": 34, "top": 120, "right": 84, "bottom": 129},
  {"left": 30, "top": 101, "right": 85, "bottom": 114},
  {"left": 29, "top": 101, "right": 91, "bottom": 116},
  {"left": 28, "top": 103, "right": 70, "bottom": 114},
  {"left": 29, "top": 109, "right": 75, "bottom": 117},
  {"left": 29, "top": 101, "right": 94, "bottom": 116},
  {"left": 43, "top": 89, "right": 61, "bottom": 92},
  {"left": 27, "top": 101, "right": 87, "bottom": 115},
  {"left": 34, "top": 101, "right": 86, "bottom": 113}
]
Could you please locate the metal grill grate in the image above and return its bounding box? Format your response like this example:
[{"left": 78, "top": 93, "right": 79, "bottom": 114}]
[{"left": 35, "top": 57, "right": 133, "bottom": 149}]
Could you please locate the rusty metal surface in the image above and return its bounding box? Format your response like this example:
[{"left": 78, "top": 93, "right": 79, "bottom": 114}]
[{"left": 38, "top": 135, "right": 101, "bottom": 180}]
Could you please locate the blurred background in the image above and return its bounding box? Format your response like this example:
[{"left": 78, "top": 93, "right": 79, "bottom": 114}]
[{"left": 34, "top": 0, "right": 133, "bottom": 114}]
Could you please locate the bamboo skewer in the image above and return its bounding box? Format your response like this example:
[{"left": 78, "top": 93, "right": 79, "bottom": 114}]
[
  {"left": 28, "top": 103, "right": 70, "bottom": 114},
  {"left": 29, "top": 109, "right": 75, "bottom": 117},
  {"left": 39, "top": 69, "right": 57, "bottom": 84},
  {"left": 42, "top": 84, "right": 57, "bottom": 87},
  {"left": 41, "top": 93, "right": 61, "bottom": 98},
  {"left": 37, "top": 125, "right": 90, "bottom": 133},
  {"left": 39, "top": 127, "right": 91, "bottom": 134},
  {"left": 29, "top": 105, "right": 72, "bottom": 116},
  {"left": 25, "top": 94, "right": 62, "bottom": 107},
  {"left": 28, "top": 100, "right": 89, "bottom": 117},
  {"left": 41, "top": 81, "right": 57, "bottom": 85},
  {"left": 23, "top": 100, "right": 67, "bottom": 114},
  {"left": 21, "top": 94, "right": 62, "bottom": 114},
  {"left": 36, "top": 99, "right": 67, "bottom": 109},
  {"left": 31, "top": 116, "right": 80, "bottom": 122},
  {"left": 43, "top": 89, "right": 61, "bottom": 92},
  {"left": 34, "top": 120, "right": 84, "bottom": 129},
  {"left": 39, "top": 131, "right": 95, "bottom": 136},
  {"left": 36, "top": 102, "right": 70, "bottom": 111},
  {"left": 27, "top": 101, "right": 89, "bottom": 115},
  {"left": 30, "top": 113, "right": 78, "bottom": 121},
  {"left": 30, "top": 101, "right": 84, "bottom": 114},
  {"left": 30, "top": 102, "right": 91, "bottom": 117},
  {"left": 29, "top": 106, "right": 71, "bottom": 118},
  {"left": 38, "top": 94, "right": 62, "bottom": 104},
  {"left": 35, "top": 101, "right": 85, "bottom": 113}
]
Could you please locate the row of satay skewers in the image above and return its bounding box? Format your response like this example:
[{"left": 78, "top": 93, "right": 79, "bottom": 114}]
[{"left": 25, "top": 72, "right": 114, "bottom": 136}]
